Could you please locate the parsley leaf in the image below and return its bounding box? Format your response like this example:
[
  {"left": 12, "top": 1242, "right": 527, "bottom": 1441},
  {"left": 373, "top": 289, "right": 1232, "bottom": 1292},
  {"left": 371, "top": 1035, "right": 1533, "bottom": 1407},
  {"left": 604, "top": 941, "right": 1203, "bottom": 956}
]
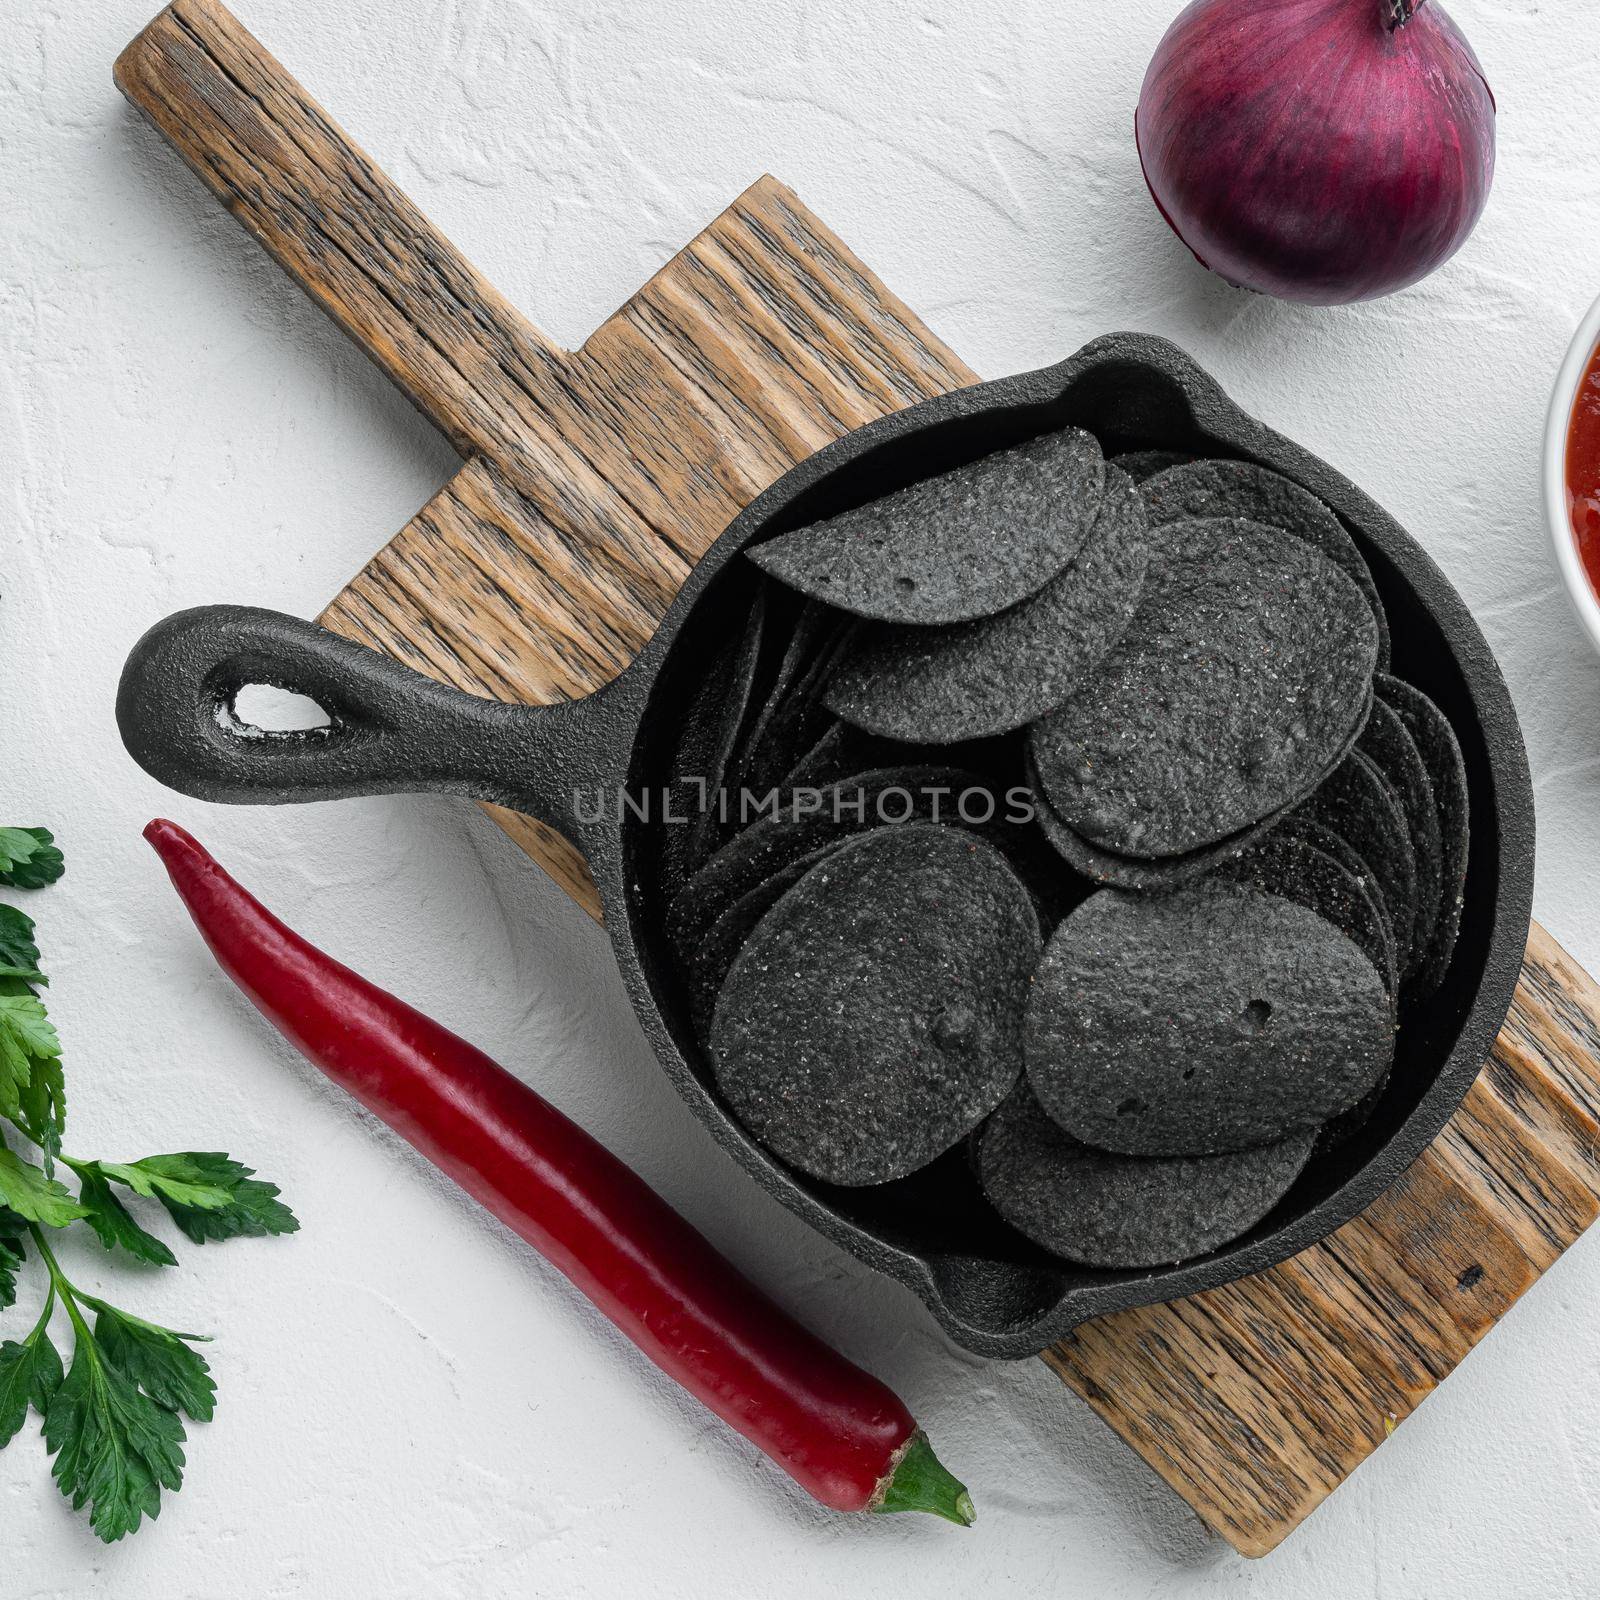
[
  {"left": 45, "top": 1335, "right": 186, "bottom": 1541},
  {"left": 0, "top": 1209, "right": 25, "bottom": 1309},
  {"left": 164, "top": 1174, "right": 298, "bottom": 1243},
  {"left": 93, "top": 1306, "right": 215, "bottom": 1423},
  {"left": 0, "top": 828, "right": 64, "bottom": 889},
  {"left": 102, "top": 1153, "right": 298, "bottom": 1243},
  {"left": 73, "top": 1165, "right": 178, "bottom": 1267},
  {"left": 0, "top": 1146, "right": 86, "bottom": 1227},
  {"left": 0, "top": 991, "right": 60, "bottom": 1059},
  {"left": 0, "top": 949, "right": 64, "bottom": 1156},
  {"left": 0, "top": 829, "right": 46, "bottom": 873},
  {"left": 0, "top": 822, "right": 296, "bottom": 1541},
  {"left": 0, "top": 904, "right": 39, "bottom": 972},
  {"left": 14, "top": 1051, "right": 66, "bottom": 1160},
  {"left": 0, "top": 987, "right": 62, "bottom": 1124},
  {"left": 1, "top": 1325, "right": 64, "bottom": 1450},
  {"left": 98, "top": 1153, "right": 234, "bottom": 1210}
]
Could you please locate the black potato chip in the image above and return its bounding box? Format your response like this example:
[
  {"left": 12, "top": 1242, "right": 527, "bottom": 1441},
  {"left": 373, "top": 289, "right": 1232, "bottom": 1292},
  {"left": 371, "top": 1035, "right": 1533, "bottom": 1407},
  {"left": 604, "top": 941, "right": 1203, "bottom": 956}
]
[
  {"left": 1358, "top": 696, "right": 1444, "bottom": 977},
  {"left": 1217, "top": 831, "right": 1398, "bottom": 998},
  {"left": 686, "top": 838, "right": 851, "bottom": 1041},
  {"left": 747, "top": 427, "right": 1106, "bottom": 624},
  {"left": 1030, "top": 518, "right": 1378, "bottom": 857},
  {"left": 667, "top": 764, "right": 982, "bottom": 957},
  {"left": 1029, "top": 753, "right": 1267, "bottom": 890},
  {"left": 1111, "top": 449, "right": 1192, "bottom": 484},
  {"left": 685, "top": 584, "right": 768, "bottom": 866},
  {"left": 977, "top": 1081, "right": 1316, "bottom": 1268},
  {"left": 823, "top": 467, "right": 1150, "bottom": 743},
  {"left": 1142, "top": 458, "right": 1390, "bottom": 666},
  {"left": 776, "top": 719, "right": 888, "bottom": 792},
  {"left": 1316, "top": 1070, "right": 1393, "bottom": 1157},
  {"left": 777, "top": 718, "right": 852, "bottom": 791},
  {"left": 1294, "top": 750, "right": 1418, "bottom": 972},
  {"left": 1376, "top": 674, "right": 1470, "bottom": 997},
  {"left": 734, "top": 603, "right": 855, "bottom": 798},
  {"left": 776, "top": 720, "right": 908, "bottom": 793},
  {"left": 1264, "top": 817, "right": 1399, "bottom": 993},
  {"left": 1273, "top": 814, "right": 1378, "bottom": 893},
  {"left": 1025, "top": 882, "right": 1393, "bottom": 1157},
  {"left": 710, "top": 824, "right": 1040, "bottom": 1186},
  {"left": 660, "top": 621, "right": 745, "bottom": 891}
]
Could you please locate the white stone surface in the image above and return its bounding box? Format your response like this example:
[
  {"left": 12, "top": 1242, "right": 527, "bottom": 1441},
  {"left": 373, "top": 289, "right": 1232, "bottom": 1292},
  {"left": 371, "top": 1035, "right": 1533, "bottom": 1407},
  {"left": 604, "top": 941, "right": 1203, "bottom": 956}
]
[{"left": 4, "top": 0, "right": 1599, "bottom": 1591}]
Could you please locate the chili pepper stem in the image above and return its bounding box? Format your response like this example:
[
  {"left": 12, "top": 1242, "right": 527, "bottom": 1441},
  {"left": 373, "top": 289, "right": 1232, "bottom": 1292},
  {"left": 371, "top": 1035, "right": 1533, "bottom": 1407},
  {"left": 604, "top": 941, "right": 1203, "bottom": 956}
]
[{"left": 873, "top": 1431, "right": 976, "bottom": 1526}]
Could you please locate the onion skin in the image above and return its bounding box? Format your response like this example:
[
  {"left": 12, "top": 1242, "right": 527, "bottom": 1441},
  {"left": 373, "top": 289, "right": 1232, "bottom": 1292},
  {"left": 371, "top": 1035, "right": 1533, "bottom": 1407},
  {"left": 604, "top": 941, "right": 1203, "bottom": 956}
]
[{"left": 1136, "top": 0, "right": 1497, "bottom": 306}]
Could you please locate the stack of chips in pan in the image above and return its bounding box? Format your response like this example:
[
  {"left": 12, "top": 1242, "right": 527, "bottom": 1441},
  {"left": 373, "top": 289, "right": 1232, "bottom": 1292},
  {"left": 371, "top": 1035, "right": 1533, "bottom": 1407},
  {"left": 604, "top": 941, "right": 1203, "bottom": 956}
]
[{"left": 659, "top": 429, "right": 1469, "bottom": 1269}]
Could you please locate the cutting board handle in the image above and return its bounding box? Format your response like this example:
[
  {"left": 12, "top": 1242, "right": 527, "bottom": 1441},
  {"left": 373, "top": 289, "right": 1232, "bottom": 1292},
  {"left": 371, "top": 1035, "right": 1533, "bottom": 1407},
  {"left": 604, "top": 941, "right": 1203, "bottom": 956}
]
[
  {"left": 116, "top": 605, "right": 605, "bottom": 837},
  {"left": 114, "top": 0, "right": 568, "bottom": 464}
]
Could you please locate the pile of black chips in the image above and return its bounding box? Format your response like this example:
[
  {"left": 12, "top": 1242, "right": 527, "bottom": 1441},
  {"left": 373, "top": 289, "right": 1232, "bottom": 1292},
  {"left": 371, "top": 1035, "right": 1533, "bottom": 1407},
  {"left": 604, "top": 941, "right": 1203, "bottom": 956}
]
[{"left": 657, "top": 430, "right": 1470, "bottom": 1270}]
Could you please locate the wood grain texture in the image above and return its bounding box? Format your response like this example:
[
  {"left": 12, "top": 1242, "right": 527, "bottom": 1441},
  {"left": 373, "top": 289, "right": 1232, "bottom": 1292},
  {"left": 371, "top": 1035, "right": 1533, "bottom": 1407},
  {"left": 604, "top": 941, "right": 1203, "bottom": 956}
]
[
  {"left": 116, "top": 0, "right": 971, "bottom": 917},
  {"left": 118, "top": 0, "right": 1598, "bottom": 1559}
]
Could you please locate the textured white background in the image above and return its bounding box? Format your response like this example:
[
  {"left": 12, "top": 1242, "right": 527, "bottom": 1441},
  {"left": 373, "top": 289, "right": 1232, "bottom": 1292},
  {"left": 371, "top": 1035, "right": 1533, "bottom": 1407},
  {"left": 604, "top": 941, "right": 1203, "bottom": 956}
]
[{"left": 4, "top": 0, "right": 1599, "bottom": 1593}]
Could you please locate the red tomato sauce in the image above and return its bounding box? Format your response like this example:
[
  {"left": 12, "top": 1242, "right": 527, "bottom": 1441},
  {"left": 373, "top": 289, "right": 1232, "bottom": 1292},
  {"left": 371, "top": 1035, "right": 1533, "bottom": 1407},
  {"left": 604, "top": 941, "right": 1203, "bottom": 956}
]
[{"left": 1567, "top": 341, "right": 1600, "bottom": 597}]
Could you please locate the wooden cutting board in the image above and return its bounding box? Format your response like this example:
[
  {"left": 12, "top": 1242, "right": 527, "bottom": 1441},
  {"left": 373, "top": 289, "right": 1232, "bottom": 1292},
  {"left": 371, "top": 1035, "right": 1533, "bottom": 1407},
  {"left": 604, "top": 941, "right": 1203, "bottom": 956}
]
[{"left": 117, "top": 0, "right": 1600, "bottom": 1557}]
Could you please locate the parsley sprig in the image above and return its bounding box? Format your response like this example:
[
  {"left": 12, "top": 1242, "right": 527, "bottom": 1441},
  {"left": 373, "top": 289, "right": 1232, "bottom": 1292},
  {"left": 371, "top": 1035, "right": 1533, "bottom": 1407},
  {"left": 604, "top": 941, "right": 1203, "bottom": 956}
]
[{"left": 0, "top": 830, "right": 296, "bottom": 1541}]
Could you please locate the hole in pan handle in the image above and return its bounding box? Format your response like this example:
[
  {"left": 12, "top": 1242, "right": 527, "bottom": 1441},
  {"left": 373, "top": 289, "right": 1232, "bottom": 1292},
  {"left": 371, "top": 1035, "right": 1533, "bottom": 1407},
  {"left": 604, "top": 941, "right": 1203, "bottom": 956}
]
[{"left": 115, "top": 604, "right": 610, "bottom": 844}]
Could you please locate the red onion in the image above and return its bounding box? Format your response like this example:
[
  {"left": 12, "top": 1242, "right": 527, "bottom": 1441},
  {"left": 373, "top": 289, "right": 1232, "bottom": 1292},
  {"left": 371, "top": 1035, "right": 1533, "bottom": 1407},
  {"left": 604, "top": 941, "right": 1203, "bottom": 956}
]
[{"left": 1136, "top": 0, "right": 1496, "bottom": 305}]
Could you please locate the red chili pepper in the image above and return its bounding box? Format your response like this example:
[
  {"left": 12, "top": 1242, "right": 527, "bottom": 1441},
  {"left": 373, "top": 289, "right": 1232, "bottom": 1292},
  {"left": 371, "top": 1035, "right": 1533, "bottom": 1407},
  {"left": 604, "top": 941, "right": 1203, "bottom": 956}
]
[{"left": 144, "top": 819, "right": 973, "bottom": 1525}]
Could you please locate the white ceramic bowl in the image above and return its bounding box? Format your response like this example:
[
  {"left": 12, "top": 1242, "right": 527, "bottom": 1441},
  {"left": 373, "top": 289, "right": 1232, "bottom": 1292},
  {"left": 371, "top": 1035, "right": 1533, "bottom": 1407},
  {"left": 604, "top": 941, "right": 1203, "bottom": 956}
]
[{"left": 1546, "top": 291, "right": 1600, "bottom": 655}]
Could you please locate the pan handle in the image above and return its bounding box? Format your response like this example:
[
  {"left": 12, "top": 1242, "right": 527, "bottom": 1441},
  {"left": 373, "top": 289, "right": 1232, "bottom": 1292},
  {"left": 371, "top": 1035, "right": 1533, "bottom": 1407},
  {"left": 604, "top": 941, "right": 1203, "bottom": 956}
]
[{"left": 116, "top": 606, "right": 616, "bottom": 843}]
